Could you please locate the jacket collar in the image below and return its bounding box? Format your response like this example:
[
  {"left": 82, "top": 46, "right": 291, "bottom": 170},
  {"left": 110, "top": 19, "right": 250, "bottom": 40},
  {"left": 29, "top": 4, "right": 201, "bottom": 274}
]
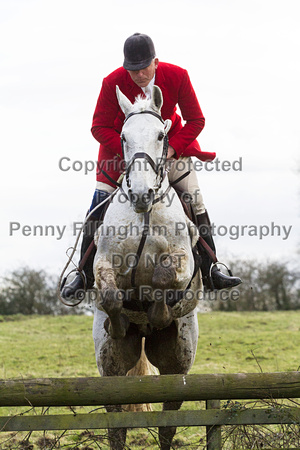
[{"left": 154, "top": 63, "right": 166, "bottom": 89}]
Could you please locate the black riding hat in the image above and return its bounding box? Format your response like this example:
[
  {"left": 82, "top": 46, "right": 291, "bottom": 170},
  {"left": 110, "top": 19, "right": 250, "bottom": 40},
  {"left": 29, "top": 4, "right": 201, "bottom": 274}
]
[{"left": 123, "top": 33, "right": 156, "bottom": 71}]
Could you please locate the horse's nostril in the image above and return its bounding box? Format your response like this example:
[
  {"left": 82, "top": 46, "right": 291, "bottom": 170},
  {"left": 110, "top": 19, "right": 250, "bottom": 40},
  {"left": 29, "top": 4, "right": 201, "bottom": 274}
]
[
  {"left": 128, "top": 189, "right": 133, "bottom": 204},
  {"left": 128, "top": 190, "right": 139, "bottom": 205},
  {"left": 141, "top": 189, "right": 154, "bottom": 206},
  {"left": 148, "top": 189, "right": 154, "bottom": 203}
]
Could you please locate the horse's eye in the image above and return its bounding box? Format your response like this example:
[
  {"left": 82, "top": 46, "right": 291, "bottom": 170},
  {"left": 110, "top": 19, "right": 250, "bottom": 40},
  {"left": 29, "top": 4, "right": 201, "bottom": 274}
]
[{"left": 158, "top": 132, "right": 164, "bottom": 141}]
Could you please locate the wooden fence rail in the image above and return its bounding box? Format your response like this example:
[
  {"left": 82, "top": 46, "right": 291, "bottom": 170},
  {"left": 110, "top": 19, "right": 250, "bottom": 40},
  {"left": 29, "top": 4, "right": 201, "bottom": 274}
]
[{"left": 1, "top": 372, "right": 300, "bottom": 449}]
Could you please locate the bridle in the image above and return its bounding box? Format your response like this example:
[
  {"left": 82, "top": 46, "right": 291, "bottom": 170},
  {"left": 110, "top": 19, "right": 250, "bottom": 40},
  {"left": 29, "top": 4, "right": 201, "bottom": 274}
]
[
  {"left": 119, "top": 109, "right": 171, "bottom": 289},
  {"left": 121, "top": 110, "right": 169, "bottom": 191},
  {"left": 102, "top": 108, "right": 191, "bottom": 291}
]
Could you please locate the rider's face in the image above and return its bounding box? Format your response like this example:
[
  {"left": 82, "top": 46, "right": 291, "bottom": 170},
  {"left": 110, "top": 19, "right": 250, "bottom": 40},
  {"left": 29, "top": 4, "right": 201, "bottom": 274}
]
[{"left": 127, "top": 58, "right": 159, "bottom": 88}]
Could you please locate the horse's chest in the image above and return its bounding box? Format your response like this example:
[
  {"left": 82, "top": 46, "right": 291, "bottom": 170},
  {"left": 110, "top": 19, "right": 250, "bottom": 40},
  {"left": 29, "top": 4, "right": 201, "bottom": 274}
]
[{"left": 115, "top": 234, "right": 170, "bottom": 287}]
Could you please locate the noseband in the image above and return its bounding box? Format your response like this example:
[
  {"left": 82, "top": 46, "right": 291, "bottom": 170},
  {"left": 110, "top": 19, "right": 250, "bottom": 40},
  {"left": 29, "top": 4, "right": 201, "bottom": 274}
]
[{"left": 121, "top": 110, "right": 169, "bottom": 191}]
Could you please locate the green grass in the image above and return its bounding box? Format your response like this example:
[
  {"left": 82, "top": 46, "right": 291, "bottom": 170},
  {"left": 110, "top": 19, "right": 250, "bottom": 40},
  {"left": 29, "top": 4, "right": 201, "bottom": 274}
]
[
  {"left": 0, "top": 311, "right": 299, "bottom": 448},
  {"left": 192, "top": 310, "right": 300, "bottom": 374},
  {"left": 0, "top": 315, "right": 99, "bottom": 379},
  {"left": 1, "top": 311, "right": 299, "bottom": 380}
]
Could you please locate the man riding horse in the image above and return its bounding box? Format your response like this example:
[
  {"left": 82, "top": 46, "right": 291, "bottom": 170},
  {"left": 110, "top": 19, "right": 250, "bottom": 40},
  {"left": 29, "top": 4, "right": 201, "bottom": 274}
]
[{"left": 61, "top": 32, "right": 241, "bottom": 300}]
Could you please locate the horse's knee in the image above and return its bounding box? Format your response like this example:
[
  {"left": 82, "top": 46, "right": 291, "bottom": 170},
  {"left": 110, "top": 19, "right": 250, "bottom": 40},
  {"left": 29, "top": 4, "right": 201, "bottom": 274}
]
[{"left": 98, "top": 288, "right": 121, "bottom": 311}]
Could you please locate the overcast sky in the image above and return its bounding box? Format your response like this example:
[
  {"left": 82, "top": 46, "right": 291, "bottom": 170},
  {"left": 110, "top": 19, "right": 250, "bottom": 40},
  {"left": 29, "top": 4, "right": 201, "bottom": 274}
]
[{"left": 1, "top": 0, "right": 299, "bottom": 277}]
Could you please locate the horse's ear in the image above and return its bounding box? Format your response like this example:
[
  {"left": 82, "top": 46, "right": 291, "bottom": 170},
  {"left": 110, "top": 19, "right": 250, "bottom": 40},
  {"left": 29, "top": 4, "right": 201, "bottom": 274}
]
[
  {"left": 164, "top": 119, "right": 172, "bottom": 134},
  {"left": 151, "top": 85, "right": 163, "bottom": 113},
  {"left": 116, "top": 85, "right": 133, "bottom": 117}
]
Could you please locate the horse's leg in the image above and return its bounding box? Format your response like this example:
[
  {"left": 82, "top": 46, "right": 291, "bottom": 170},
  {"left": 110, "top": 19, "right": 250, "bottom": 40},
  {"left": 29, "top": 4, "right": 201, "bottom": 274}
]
[
  {"left": 148, "top": 252, "right": 192, "bottom": 329},
  {"left": 145, "top": 311, "right": 199, "bottom": 450},
  {"left": 93, "top": 308, "right": 142, "bottom": 450},
  {"left": 94, "top": 260, "right": 129, "bottom": 339}
]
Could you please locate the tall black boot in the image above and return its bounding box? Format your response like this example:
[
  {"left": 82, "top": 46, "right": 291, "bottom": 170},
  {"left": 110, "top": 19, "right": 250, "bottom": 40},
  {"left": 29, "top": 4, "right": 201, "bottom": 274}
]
[
  {"left": 196, "top": 211, "right": 242, "bottom": 291},
  {"left": 61, "top": 217, "right": 99, "bottom": 300},
  {"left": 61, "top": 190, "right": 110, "bottom": 300}
]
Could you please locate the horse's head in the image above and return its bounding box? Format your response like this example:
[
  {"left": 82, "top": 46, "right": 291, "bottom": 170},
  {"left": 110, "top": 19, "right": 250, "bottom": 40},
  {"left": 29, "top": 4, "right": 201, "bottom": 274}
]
[{"left": 116, "top": 85, "right": 172, "bottom": 213}]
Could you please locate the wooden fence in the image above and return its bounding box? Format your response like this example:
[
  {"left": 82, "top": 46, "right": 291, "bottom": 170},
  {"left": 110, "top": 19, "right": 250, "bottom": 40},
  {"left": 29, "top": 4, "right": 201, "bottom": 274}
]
[{"left": 1, "top": 372, "right": 300, "bottom": 449}]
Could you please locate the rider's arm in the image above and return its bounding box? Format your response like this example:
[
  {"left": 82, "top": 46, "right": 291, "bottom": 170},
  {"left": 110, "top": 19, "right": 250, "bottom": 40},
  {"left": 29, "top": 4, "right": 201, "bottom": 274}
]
[
  {"left": 91, "top": 78, "right": 123, "bottom": 155},
  {"left": 168, "top": 69, "right": 205, "bottom": 158}
]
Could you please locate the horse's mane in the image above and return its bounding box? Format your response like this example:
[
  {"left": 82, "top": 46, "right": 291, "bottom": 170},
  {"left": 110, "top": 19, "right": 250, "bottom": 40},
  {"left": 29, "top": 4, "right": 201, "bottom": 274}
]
[{"left": 131, "top": 95, "right": 152, "bottom": 113}]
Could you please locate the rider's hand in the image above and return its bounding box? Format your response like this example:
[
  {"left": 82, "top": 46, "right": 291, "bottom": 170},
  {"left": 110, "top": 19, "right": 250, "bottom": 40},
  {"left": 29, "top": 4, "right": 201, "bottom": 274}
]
[{"left": 167, "top": 145, "right": 175, "bottom": 159}]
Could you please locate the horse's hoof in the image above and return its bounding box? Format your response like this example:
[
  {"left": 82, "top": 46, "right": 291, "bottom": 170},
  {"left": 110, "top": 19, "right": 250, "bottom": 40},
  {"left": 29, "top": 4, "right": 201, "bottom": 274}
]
[{"left": 104, "top": 314, "right": 130, "bottom": 339}]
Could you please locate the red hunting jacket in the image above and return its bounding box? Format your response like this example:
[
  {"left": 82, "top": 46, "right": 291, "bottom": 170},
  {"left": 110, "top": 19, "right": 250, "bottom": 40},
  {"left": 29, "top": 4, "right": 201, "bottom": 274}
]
[{"left": 91, "top": 62, "right": 216, "bottom": 187}]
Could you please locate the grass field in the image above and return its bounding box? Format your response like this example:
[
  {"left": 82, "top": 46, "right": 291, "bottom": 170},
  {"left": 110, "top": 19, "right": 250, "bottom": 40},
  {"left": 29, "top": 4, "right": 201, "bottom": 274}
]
[{"left": 0, "top": 311, "right": 299, "bottom": 448}]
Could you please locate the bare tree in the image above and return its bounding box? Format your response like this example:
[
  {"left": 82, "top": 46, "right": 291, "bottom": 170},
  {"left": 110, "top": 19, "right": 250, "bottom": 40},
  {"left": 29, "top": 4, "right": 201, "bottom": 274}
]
[
  {"left": 0, "top": 267, "right": 77, "bottom": 315},
  {"left": 212, "top": 259, "right": 300, "bottom": 311}
]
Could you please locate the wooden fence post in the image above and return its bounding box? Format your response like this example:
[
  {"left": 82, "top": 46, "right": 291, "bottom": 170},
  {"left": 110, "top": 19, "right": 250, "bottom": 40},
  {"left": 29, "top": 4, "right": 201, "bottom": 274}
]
[{"left": 206, "top": 399, "right": 221, "bottom": 450}]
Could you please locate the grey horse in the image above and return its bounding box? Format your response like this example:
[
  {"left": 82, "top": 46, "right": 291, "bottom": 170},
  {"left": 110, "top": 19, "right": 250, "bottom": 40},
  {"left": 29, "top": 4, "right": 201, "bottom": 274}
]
[{"left": 93, "top": 85, "right": 201, "bottom": 449}]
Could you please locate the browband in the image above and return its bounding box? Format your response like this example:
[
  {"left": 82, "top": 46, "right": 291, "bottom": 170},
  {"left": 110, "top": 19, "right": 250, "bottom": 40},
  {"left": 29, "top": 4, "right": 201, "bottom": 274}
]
[{"left": 123, "top": 110, "right": 165, "bottom": 125}]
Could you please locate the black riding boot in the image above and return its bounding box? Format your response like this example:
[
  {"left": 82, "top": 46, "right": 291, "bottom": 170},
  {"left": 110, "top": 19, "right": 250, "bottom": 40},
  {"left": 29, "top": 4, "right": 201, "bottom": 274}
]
[
  {"left": 196, "top": 211, "right": 242, "bottom": 291},
  {"left": 61, "top": 190, "right": 110, "bottom": 300}
]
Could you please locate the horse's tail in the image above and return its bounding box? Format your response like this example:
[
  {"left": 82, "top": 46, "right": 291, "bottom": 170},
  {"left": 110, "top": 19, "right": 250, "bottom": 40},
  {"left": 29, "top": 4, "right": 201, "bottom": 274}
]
[{"left": 125, "top": 337, "right": 158, "bottom": 412}]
